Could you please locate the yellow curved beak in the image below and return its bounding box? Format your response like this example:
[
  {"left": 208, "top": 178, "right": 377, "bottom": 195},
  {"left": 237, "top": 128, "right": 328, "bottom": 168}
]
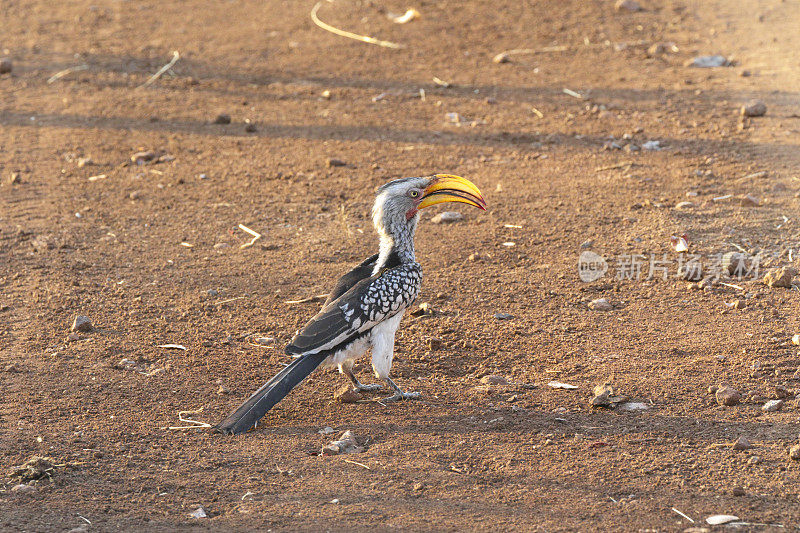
[{"left": 417, "top": 174, "right": 487, "bottom": 211}]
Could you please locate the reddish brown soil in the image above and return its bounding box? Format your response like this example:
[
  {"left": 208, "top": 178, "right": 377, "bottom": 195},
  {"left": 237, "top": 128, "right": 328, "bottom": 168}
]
[{"left": 2, "top": 0, "right": 800, "bottom": 531}]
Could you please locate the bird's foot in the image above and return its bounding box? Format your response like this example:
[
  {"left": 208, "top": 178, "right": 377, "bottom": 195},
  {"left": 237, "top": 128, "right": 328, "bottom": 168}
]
[
  {"left": 382, "top": 390, "right": 421, "bottom": 402},
  {"left": 344, "top": 369, "right": 383, "bottom": 393},
  {"left": 355, "top": 383, "right": 383, "bottom": 393},
  {"left": 382, "top": 377, "right": 420, "bottom": 402}
]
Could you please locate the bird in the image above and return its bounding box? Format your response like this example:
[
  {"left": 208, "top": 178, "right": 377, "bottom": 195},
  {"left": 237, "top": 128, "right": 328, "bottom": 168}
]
[{"left": 216, "top": 174, "right": 486, "bottom": 435}]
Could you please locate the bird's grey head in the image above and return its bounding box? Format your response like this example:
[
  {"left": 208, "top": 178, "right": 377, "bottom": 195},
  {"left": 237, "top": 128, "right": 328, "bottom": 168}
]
[{"left": 371, "top": 174, "right": 487, "bottom": 261}]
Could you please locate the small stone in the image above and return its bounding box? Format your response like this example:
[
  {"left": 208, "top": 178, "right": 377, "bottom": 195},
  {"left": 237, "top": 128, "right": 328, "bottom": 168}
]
[
  {"left": 675, "top": 201, "right": 694, "bottom": 209},
  {"left": 762, "top": 399, "right": 784, "bottom": 412},
  {"left": 614, "top": 0, "right": 642, "bottom": 11},
  {"left": 580, "top": 240, "right": 594, "bottom": 248},
  {"left": 189, "top": 507, "right": 207, "bottom": 519},
  {"left": 213, "top": 242, "right": 230, "bottom": 250},
  {"left": 715, "top": 386, "right": 741, "bottom": 406},
  {"left": 762, "top": 267, "right": 796, "bottom": 288},
  {"left": 244, "top": 121, "right": 258, "bottom": 133},
  {"left": 333, "top": 384, "right": 363, "bottom": 404},
  {"left": 747, "top": 455, "right": 762, "bottom": 465},
  {"left": 322, "top": 430, "right": 363, "bottom": 455},
  {"left": 732, "top": 487, "right": 746, "bottom": 497},
  {"left": 686, "top": 55, "right": 728, "bottom": 68},
  {"left": 774, "top": 385, "right": 791, "bottom": 399},
  {"left": 792, "top": 334, "right": 800, "bottom": 346},
  {"left": 623, "top": 143, "right": 640, "bottom": 152},
  {"left": 76, "top": 157, "right": 93, "bottom": 167},
  {"left": 590, "top": 383, "right": 628, "bottom": 408},
  {"left": 129, "top": 190, "right": 141, "bottom": 200},
  {"left": 8, "top": 171, "right": 21, "bottom": 184},
  {"left": 116, "top": 358, "right": 139, "bottom": 371},
  {"left": 739, "top": 69, "right": 751, "bottom": 77},
  {"left": 326, "top": 158, "right": 346, "bottom": 168},
  {"left": 413, "top": 482, "right": 424, "bottom": 491},
  {"left": 733, "top": 299, "right": 746, "bottom": 310},
  {"left": 739, "top": 194, "right": 760, "bottom": 207},
  {"left": 216, "top": 384, "right": 229, "bottom": 395},
  {"left": 213, "top": 113, "right": 231, "bottom": 124},
  {"left": 789, "top": 444, "right": 800, "bottom": 460},
  {"left": 67, "top": 332, "right": 80, "bottom": 342},
  {"left": 0, "top": 57, "right": 12, "bottom": 74},
  {"left": 646, "top": 42, "right": 677, "bottom": 56},
  {"left": 321, "top": 90, "right": 331, "bottom": 99},
  {"left": 732, "top": 436, "right": 751, "bottom": 450},
  {"left": 588, "top": 298, "right": 612, "bottom": 311},
  {"left": 468, "top": 252, "right": 480, "bottom": 261},
  {"left": 741, "top": 100, "right": 766, "bottom": 117},
  {"left": 427, "top": 337, "right": 443, "bottom": 350},
  {"left": 493, "top": 312, "right": 513, "bottom": 320},
  {"left": 480, "top": 375, "right": 508, "bottom": 385},
  {"left": 253, "top": 336, "right": 274, "bottom": 346},
  {"left": 707, "top": 385, "right": 719, "bottom": 394},
  {"left": 430, "top": 211, "right": 464, "bottom": 224},
  {"left": 70, "top": 315, "right": 94, "bottom": 333},
  {"left": 131, "top": 151, "right": 156, "bottom": 165},
  {"left": 642, "top": 140, "right": 661, "bottom": 150},
  {"left": 10, "top": 484, "right": 36, "bottom": 495}
]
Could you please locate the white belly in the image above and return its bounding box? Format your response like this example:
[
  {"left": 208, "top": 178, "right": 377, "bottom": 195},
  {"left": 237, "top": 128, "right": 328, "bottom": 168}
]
[{"left": 319, "top": 334, "right": 371, "bottom": 370}]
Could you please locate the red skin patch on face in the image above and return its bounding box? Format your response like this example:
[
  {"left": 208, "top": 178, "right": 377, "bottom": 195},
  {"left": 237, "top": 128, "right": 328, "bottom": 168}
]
[{"left": 405, "top": 207, "right": 418, "bottom": 220}]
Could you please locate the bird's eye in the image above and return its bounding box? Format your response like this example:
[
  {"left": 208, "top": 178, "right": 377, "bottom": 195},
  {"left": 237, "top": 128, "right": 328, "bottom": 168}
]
[{"left": 409, "top": 189, "right": 420, "bottom": 198}]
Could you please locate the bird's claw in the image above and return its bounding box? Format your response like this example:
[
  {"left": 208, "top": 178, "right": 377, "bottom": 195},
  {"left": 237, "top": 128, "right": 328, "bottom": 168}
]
[{"left": 382, "top": 391, "right": 420, "bottom": 402}]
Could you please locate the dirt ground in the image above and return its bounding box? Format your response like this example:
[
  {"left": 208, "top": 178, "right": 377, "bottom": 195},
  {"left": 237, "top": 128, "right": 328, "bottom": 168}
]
[{"left": 2, "top": 0, "right": 800, "bottom": 531}]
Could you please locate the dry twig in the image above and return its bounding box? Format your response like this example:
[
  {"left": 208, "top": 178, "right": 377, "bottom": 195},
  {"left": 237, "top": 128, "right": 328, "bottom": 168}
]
[
  {"left": 161, "top": 409, "right": 213, "bottom": 430},
  {"left": 238, "top": 224, "right": 262, "bottom": 248},
  {"left": 138, "top": 51, "right": 180, "bottom": 89},
  {"left": 47, "top": 64, "right": 88, "bottom": 84},
  {"left": 284, "top": 294, "right": 329, "bottom": 305},
  {"left": 311, "top": 1, "right": 404, "bottom": 49}
]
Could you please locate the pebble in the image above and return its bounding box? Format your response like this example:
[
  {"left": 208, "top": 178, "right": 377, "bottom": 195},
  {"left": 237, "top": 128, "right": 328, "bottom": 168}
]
[
  {"left": 740, "top": 100, "right": 766, "bottom": 117},
  {"left": 213, "top": 113, "right": 231, "bottom": 124},
  {"left": 430, "top": 211, "right": 464, "bottom": 224},
  {"left": 494, "top": 313, "right": 513, "bottom": 320},
  {"left": 588, "top": 298, "right": 612, "bottom": 311},
  {"left": 792, "top": 334, "right": 800, "bottom": 346},
  {"left": 675, "top": 201, "right": 694, "bottom": 209},
  {"left": 129, "top": 190, "right": 141, "bottom": 200},
  {"left": 131, "top": 151, "right": 156, "bottom": 165},
  {"left": 762, "top": 266, "right": 796, "bottom": 288},
  {"left": 789, "top": 444, "right": 800, "bottom": 460},
  {"left": 8, "top": 171, "right": 21, "bottom": 184},
  {"left": 321, "top": 90, "right": 332, "bottom": 99},
  {"left": 762, "top": 399, "right": 784, "bottom": 412},
  {"left": 614, "top": 0, "right": 642, "bottom": 11},
  {"left": 0, "top": 57, "right": 12, "bottom": 74},
  {"left": 732, "top": 487, "right": 746, "bottom": 497},
  {"left": 70, "top": 315, "right": 94, "bottom": 333},
  {"left": 732, "top": 436, "right": 751, "bottom": 450},
  {"left": 642, "top": 140, "right": 661, "bottom": 150},
  {"left": 322, "top": 430, "right": 362, "bottom": 455},
  {"left": 333, "top": 384, "right": 363, "bottom": 404},
  {"left": 213, "top": 242, "right": 230, "bottom": 250},
  {"left": 427, "top": 337, "right": 443, "bottom": 350},
  {"left": 580, "top": 240, "right": 594, "bottom": 248},
  {"left": 747, "top": 455, "right": 761, "bottom": 465},
  {"left": 326, "top": 158, "right": 347, "bottom": 167},
  {"left": 253, "top": 336, "right": 274, "bottom": 346},
  {"left": 706, "top": 515, "right": 739, "bottom": 526},
  {"left": 216, "top": 384, "right": 229, "bottom": 395},
  {"left": 686, "top": 55, "right": 728, "bottom": 68},
  {"left": 189, "top": 507, "right": 207, "bottom": 519},
  {"left": 76, "top": 157, "right": 93, "bottom": 167},
  {"left": 590, "top": 383, "right": 627, "bottom": 408},
  {"left": 739, "top": 194, "right": 760, "bottom": 207},
  {"left": 10, "top": 484, "right": 36, "bottom": 495},
  {"left": 244, "top": 121, "right": 258, "bottom": 133},
  {"left": 715, "top": 386, "right": 741, "bottom": 406},
  {"left": 480, "top": 375, "right": 508, "bottom": 385}
]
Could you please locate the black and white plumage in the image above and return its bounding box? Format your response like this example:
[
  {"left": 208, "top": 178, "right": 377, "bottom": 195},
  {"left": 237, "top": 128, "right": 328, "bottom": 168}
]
[{"left": 216, "top": 174, "right": 486, "bottom": 435}]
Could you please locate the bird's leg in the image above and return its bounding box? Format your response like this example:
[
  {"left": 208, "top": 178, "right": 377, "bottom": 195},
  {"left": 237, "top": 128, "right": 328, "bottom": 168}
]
[
  {"left": 344, "top": 368, "right": 383, "bottom": 392},
  {"left": 382, "top": 376, "right": 420, "bottom": 402}
]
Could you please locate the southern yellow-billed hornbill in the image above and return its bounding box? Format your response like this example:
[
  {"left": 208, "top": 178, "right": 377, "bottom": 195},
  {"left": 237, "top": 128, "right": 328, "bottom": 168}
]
[{"left": 216, "top": 175, "right": 486, "bottom": 435}]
